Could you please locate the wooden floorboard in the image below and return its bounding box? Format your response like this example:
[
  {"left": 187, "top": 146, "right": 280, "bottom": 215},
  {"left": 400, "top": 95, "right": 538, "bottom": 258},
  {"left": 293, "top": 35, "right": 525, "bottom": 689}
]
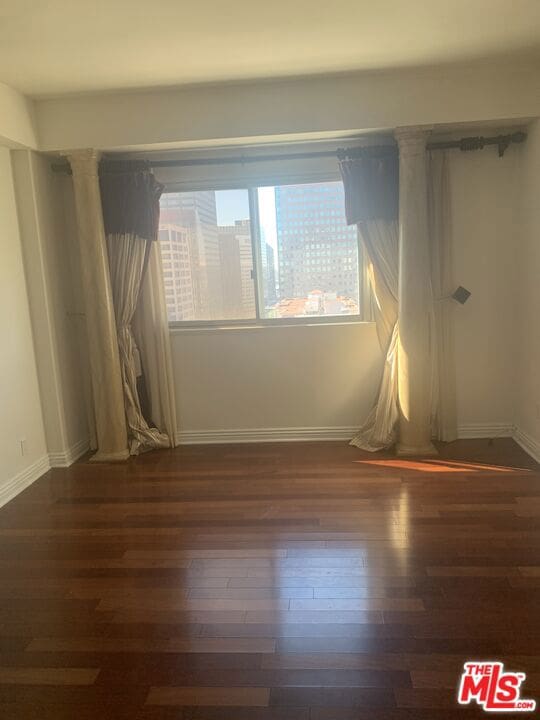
[{"left": 0, "top": 437, "right": 538, "bottom": 718}]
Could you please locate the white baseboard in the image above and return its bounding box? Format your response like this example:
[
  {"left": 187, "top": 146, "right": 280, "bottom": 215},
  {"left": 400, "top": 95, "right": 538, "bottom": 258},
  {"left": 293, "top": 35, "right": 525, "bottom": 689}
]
[
  {"left": 176, "top": 426, "right": 358, "bottom": 444},
  {"left": 457, "top": 423, "right": 514, "bottom": 439},
  {"left": 457, "top": 423, "right": 539, "bottom": 464},
  {"left": 0, "top": 438, "right": 89, "bottom": 511},
  {"left": 178, "top": 424, "right": 518, "bottom": 445},
  {"left": 513, "top": 426, "right": 540, "bottom": 464},
  {"left": 0, "top": 455, "right": 50, "bottom": 510},
  {"left": 48, "top": 438, "right": 90, "bottom": 468}
]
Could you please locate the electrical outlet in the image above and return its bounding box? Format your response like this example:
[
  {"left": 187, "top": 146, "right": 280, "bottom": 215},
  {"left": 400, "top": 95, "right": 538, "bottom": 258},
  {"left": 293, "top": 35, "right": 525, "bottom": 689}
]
[{"left": 19, "top": 438, "right": 27, "bottom": 456}]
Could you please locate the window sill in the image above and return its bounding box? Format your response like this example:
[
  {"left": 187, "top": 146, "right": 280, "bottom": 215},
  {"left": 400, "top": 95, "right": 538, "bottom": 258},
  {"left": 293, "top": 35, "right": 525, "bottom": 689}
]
[{"left": 169, "top": 318, "right": 374, "bottom": 334}]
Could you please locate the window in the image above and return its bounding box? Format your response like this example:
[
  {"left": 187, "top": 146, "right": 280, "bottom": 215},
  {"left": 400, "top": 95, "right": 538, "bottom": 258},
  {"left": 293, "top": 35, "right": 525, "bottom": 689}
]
[{"left": 159, "top": 181, "right": 360, "bottom": 324}]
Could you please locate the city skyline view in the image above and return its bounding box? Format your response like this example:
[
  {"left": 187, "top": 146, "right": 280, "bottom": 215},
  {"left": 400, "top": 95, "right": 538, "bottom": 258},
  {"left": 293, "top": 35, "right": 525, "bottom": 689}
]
[
  {"left": 159, "top": 182, "right": 359, "bottom": 322},
  {"left": 214, "top": 188, "right": 278, "bottom": 271}
]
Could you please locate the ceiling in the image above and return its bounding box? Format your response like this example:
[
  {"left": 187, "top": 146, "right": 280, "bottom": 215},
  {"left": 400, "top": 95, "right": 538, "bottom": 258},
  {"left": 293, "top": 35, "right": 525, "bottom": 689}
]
[{"left": 1, "top": 0, "right": 539, "bottom": 97}]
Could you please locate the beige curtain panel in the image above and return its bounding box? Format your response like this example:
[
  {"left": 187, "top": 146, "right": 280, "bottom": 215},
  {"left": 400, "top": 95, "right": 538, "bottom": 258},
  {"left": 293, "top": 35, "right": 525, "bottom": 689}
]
[
  {"left": 100, "top": 168, "right": 175, "bottom": 454},
  {"left": 340, "top": 152, "right": 400, "bottom": 451},
  {"left": 353, "top": 220, "right": 399, "bottom": 450},
  {"left": 132, "top": 241, "right": 178, "bottom": 447},
  {"left": 428, "top": 151, "right": 458, "bottom": 442}
]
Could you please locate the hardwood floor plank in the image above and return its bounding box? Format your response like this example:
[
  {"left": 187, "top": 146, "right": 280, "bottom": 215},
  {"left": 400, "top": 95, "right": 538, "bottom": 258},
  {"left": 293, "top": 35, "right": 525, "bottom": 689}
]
[
  {"left": 27, "top": 637, "right": 276, "bottom": 654},
  {"left": 244, "top": 610, "right": 384, "bottom": 624},
  {"left": 189, "top": 588, "right": 314, "bottom": 599},
  {"left": 309, "top": 710, "right": 475, "bottom": 720},
  {"left": 200, "top": 622, "right": 385, "bottom": 638},
  {"left": 426, "top": 566, "right": 520, "bottom": 577},
  {"left": 146, "top": 685, "right": 270, "bottom": 706},
  {"left": 519, "top": 566, "right": 540, "bottom": 576},
  {"left": 394, "top": 687, "right": 458, "bottom": 708},
  {"left": 0, "top": 667, "right": 99, "bottom": 685},
  {"left": 99, "top": 598, "right": 291, "bottom": 612},
  {"left": 269, "top": 686, "right": 396, "bottom": 707},
  {"left": 111, "top": 610, "right": 247, "bottom": 624},
  {"left": 228, "top": 575, "right": 417, "bottom": 588},
  {"left": 124, "top": 549, "right": 288, "bottom": 559},
  {"left": 289, "top": 598, "right": 425, "bottom": 611}
]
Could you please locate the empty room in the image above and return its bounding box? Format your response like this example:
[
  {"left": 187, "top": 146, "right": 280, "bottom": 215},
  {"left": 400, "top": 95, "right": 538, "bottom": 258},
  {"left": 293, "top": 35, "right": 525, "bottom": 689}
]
[{"left": 1, "top": 1, "right": 540, "bottom": 718}]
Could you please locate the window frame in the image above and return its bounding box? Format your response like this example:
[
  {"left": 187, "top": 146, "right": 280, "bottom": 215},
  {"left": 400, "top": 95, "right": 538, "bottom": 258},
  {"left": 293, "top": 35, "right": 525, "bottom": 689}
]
[{"left": 162, "top": 175, "right": 366, "bottom": 330}]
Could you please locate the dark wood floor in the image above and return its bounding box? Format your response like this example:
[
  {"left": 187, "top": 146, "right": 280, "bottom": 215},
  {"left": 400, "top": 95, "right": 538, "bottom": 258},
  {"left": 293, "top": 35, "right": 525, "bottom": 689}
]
[{"left": 0, "top": 438, "right": 539, "bottom": 719}]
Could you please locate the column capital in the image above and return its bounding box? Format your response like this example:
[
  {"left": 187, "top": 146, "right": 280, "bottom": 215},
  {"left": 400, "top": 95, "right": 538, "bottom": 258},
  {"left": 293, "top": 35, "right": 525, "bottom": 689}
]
[
  {"left": 63, "top": 149, "right": 102, "bottom": 177},
  {"left": 394, "top": 126, "right": 432, "bottom": 156}
]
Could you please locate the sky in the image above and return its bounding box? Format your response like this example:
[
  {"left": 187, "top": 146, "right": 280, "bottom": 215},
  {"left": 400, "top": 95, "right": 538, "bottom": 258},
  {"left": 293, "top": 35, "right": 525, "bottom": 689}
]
[
  {"left": 215, "top": 189, "right": 249, "bottom": 225},
  {"left": 215, "top": 188, "right": 277, "bottom": 256}
]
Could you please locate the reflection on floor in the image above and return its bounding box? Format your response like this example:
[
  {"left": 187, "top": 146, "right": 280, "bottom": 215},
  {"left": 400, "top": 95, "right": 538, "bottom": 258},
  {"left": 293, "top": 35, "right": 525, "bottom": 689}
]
[{"left": 0, "top": 437, "right": 539, "bottom": 719}]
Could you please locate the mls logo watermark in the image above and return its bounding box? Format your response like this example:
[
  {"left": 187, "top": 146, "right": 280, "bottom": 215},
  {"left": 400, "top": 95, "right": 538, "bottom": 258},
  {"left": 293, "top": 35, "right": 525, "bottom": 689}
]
[{"left": 458, "top": 662, "right": 536, "bottom": 712}]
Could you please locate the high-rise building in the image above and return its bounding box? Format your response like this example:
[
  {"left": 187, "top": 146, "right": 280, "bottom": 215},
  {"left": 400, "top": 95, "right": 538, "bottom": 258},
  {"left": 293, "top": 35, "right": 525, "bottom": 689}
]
[
  {"left": 160, "top": 191, "right": 222, "bottom": 319},
  {"left": 261, "top": 241, "right": 277, "bottom": 307},
  {"left": 217, "top": 220, "right": 255, "bottom": 319},
  {"left": 158, "top": 224, "right": 195, "bottom": 321},
  {"left": 275, "top": 182, "right": 358, "bottom": 303}
]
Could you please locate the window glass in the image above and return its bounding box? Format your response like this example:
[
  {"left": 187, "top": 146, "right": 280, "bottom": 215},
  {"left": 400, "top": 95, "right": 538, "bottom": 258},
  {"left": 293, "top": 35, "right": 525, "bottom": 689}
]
[
  {"left": 159, "top": 189, "right": 256, "bottom": 322},
  {"left": 257, "top": 181, "right": 359, "bottom": 318}
]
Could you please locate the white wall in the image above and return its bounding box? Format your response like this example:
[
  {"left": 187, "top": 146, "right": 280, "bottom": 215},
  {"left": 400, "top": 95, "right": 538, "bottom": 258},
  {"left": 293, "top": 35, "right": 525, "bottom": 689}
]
[
  {"left": 515, "top": 120, "right": 540, "bottom": 459},
  {"left": 35, "top": 59, "right": 540, "bottom": 152},
  {"left": 172, "top": 322, "right": 382, "bottom": 440},
  {"left": 449, "top": 143, "right": 521, "bottom": 433},
  {"left": 0, "top": 148, "right": 48, "bottom": 505},
  {"left": 0, "top": 82, "right": 37, "bottom": 149},
  {"left": 12, "top": 151, "right": 89, "bottom": 464}
]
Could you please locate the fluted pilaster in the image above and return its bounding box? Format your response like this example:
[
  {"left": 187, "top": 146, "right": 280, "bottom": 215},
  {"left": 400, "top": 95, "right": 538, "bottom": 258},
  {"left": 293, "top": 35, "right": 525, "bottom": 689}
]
[
  {"left": 394, "top": 128, "right": 437, "bottom": 456},
  {"left": 66, "top": 149, "right": 129, "bottom": 461}
]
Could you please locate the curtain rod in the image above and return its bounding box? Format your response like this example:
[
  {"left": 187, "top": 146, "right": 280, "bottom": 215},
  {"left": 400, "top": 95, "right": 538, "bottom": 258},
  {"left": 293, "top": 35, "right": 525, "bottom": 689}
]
[{"left": 50, "top": 131, "right": 526, "bottom": 174}]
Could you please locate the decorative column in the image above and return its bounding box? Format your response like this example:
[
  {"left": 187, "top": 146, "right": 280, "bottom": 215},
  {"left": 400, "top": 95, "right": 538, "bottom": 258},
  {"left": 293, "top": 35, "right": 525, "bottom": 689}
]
[
  {"left": 66, "top": 149, "right": 129, "bottom": 461},
  {"left": 394, "top": 128, "right": 437, "bottom": 456}
]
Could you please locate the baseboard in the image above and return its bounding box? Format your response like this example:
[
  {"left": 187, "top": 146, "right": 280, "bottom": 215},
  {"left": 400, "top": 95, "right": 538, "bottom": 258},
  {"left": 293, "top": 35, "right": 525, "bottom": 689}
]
[
  {"left": 513, "top": 426, "right": 540, "bottom": 464},
  {"left": 457, "top": 423, "right": 514, "bottom": 439},
  {"left": 48, "top": 437, "right": 90, "bottom": 468},
  {"left": 0, "top": 455, "right": 50, "bottom": 510},
  {"left": 176, "top": 426, "right": 358, "bottom": 444},
  {"left": 0, "top": 438, "right": 90, "bottom": 511},
  {"left": 177, "top": 423, "right": 517, "bottom": 445}
]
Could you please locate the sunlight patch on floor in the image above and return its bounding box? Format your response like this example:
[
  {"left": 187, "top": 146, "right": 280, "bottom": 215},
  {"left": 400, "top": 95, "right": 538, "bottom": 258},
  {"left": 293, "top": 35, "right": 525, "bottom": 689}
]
[{"left": 353, "top": 458, "right": 529, "bottom": 473}]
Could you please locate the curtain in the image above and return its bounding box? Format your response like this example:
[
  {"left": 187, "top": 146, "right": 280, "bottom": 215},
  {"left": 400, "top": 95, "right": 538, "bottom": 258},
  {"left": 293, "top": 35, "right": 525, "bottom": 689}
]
[
  {"left": 353, "top": 220, "right": 399, "bottom": 450},
  {"left": 100, "top": 169, "right": 171, "bottom": 454},
  {"left": 340, "top": 152, "right": 400, "bottom": 451},
  {"left": 132, "top": 241, "right": 178, "bottom": 447},
  {"left": 356, "top": 233, "right": 375, "bottom": 323},
  {"left": 428, "top": 151, "right": 457, "bottom": 441}
]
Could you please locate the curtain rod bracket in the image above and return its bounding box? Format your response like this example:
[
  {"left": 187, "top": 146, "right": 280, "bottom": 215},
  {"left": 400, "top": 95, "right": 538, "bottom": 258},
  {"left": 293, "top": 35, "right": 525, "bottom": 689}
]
[
  {"left": 498, "top": 139, "right": 510, "bottom": 157},
  {"left": 498, "top": 131, "right": 526, "bottom": 157}
]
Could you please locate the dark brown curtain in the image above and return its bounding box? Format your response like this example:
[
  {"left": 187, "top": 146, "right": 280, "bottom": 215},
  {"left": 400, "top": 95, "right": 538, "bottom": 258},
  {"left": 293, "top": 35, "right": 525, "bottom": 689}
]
[
  {"left": 100, "top": 165, "right": 163, "bottom": 241},
  {"left": 339, "top": 150, "right": 399, "bottom": 224}
]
